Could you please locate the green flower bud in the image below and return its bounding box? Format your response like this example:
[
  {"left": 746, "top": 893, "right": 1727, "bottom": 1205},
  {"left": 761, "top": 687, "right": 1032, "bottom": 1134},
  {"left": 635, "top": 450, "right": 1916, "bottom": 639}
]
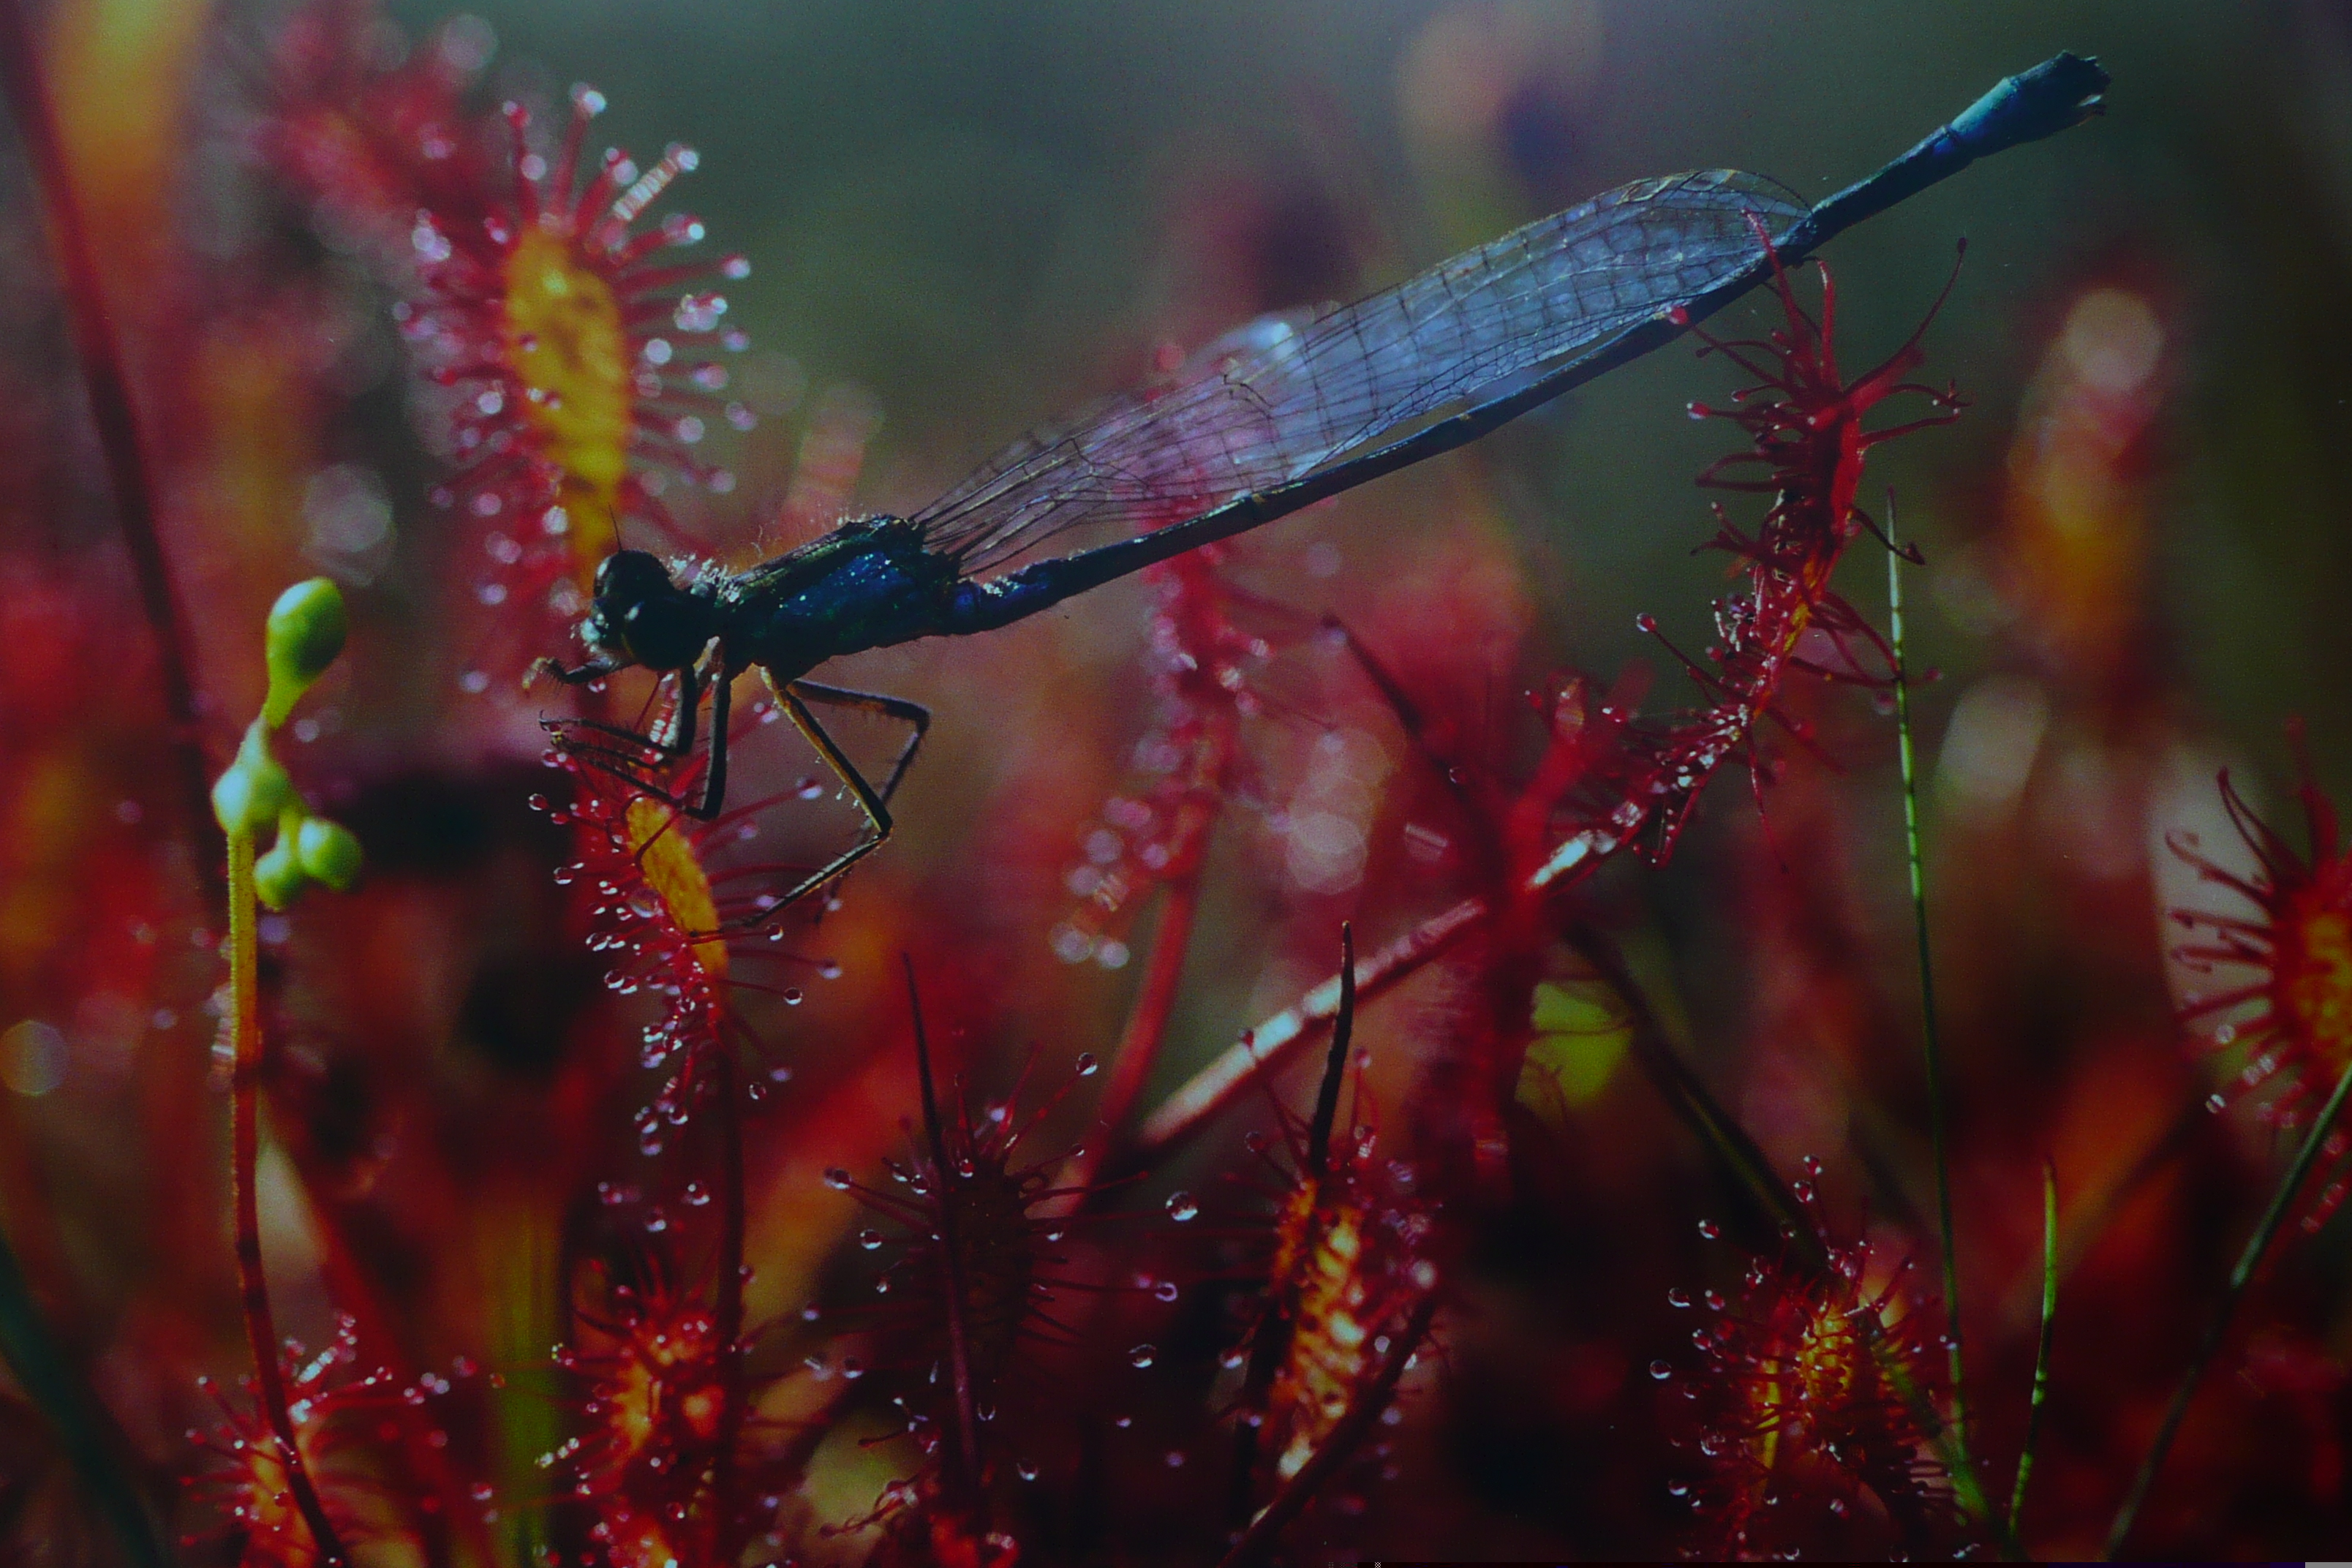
[
  {"left": 211, "top": 720, "right": 292, "bottom": 836},
  {"left": 263, "top": 578, "right": 347, "bottom": 730},
  {"left": 254, "top": 832, "right": 312, "bottom": 910},
  {"left": 295, "top": 816, "right": 363, "bottom": 892}
]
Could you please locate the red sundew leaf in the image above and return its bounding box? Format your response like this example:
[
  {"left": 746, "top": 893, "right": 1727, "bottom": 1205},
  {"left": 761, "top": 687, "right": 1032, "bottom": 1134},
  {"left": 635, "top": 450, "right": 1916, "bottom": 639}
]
[
  {"left": 257, "top": 6, "right": 503, "bottom": 261},
  {"left": 2168, "top": 748, "right": 2352, "bottom": 1224},
  {"left": 1215, "top": 952, "right": 1440, "bottom": 1526},
  {"left": 301, "top": 75, "right": 760, "bottom": 671},
  {"left": 182, "top": 1318, "right": 466, "bottom": 1567},
  {"left": 813, "top": 977, "right": 1177, "bottom": 1551},
  {"left": 549, "top": 1243, "right": 819, "bottom": 1559},
  {"left": 1664, "top": 1188, "right": 1958, "bottom": 1561}
]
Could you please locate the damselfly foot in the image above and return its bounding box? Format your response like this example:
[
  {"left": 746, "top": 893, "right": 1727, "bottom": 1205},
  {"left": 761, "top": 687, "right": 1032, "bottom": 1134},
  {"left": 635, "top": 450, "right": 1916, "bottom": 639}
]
[{"left": 540, "top": 674, "right": 931, "bottom": 931}]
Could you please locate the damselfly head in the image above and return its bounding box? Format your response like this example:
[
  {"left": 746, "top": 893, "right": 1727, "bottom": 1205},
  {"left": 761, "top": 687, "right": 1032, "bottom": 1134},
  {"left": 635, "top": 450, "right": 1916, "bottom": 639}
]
[{"left": 586, "top": 549, "right": 714, "bottom": 670}]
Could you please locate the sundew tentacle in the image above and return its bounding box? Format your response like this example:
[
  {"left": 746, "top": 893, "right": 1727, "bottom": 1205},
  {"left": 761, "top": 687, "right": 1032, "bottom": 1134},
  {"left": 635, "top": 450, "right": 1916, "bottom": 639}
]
[{"left": 183, "top": 1319, "right": 491, "bottom": 1568}]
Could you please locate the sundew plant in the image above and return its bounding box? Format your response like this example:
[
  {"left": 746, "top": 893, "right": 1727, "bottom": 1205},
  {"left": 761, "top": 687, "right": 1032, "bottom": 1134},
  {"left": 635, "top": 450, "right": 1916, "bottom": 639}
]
[{"left": 0, "top": 1, "right": 2349, "bottom": 1564}]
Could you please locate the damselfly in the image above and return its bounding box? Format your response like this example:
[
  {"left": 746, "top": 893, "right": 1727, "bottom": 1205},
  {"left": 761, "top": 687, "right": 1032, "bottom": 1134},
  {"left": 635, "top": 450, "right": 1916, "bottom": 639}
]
[{"left": 542, "top": 52, "right": 2107, "bottom": 917}]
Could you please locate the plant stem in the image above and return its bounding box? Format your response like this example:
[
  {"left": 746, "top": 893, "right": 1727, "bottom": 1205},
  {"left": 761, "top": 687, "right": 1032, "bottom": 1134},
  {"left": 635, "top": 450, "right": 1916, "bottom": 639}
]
[
  {"left": 2103, "top": 1052, "right": 2352, "bottom": 1558},
  {"left": 905, "top": 957, "right": 984, "bottom": 1512},
  {"left": 0, "top": 1212, "right": 169, "bottom": 1567},
  {"left": 708, "top": 1046, "right": 749, "bottom": 1561},
  {"left": 227, "top": 829, "right": 348, "bottom": 1565},
  {"left": 1886, "top": 528, "right": 1975, "bottom": 1486},
  {"left": 1132, "top": 894, "right": 1488, "bottom": 1162},
  {"left": 2009, "top": 1158, "right": 2058, "bottom": 1536},
  {"left": 1995, "top": 1101, "right": 2200, "bottom": 1331},
  {"left": 0, "top": 0, "right": 215, "bottom": 889},
  {"left": 1075, "top": 873, "right": 1203, "bottom": 1196}
]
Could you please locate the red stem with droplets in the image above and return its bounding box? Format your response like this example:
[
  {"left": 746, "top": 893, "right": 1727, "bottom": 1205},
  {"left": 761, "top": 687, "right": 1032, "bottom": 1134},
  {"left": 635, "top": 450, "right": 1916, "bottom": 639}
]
[
  {"left": 1133, "top": 894, "right": 1490, "bottom": 1166},
  {"left": 905, "top": 957, "right": 986, "bottom": 1511},
  {"left": 707, "top": 1044, "right": 750, "bottom": 1561},
  {"left": 1071, "top": 873, "right": 1202, "bottom": 1197}
]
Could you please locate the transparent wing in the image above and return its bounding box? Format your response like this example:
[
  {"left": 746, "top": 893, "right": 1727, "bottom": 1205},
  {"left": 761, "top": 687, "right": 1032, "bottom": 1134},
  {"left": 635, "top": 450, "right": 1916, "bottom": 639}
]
[{"left": 916, "top": 169, "right": 1806, "bottom": 572}]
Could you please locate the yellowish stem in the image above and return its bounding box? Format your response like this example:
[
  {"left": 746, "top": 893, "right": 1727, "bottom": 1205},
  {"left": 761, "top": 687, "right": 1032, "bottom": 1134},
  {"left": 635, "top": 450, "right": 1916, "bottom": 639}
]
[{"left": 227, "top": 829, "right": 347, "bottom": 1565}]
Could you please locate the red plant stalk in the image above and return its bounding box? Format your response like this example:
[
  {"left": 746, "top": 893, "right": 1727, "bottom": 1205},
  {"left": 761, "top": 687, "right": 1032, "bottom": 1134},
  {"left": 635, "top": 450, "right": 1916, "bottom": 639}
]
[
  {"left": 226, "top": 831, "right": 349, "bottom": 1564},
  {"left": 1069, "top": 872, "right": 1203, "bottom": 1197},
  {"left": 1134, "top": 896, "right": 1488, "bottom": 1161},
  {"left": 1338, "top": 631, "right": 1641, "bottom": 1193},
  {"left": 0, "top": 0, "right": 213, "bottom": 882},
  {"left": 707, "top": 1044, "right": 752, "bottom": 1561},
  {"left": 904, "top": 958, "right": 986, "bottom": 1512},
  {"left": 1069, "top": 549, "right": 1255, "bottom": 1181}
]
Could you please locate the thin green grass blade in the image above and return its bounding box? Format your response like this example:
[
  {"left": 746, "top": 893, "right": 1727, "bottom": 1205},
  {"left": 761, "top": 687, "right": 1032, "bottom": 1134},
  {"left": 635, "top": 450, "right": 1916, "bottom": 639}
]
[
  {"left": 2010, "top": 1158, "right": 2059, "bottom": 1534},
  {"left": 2104, "top": 1054, "right": 2352, "bottom": 1557},
  {"left": 1886, "top": 510, "right": 1976, "bottom": 1488},
  {"left": 0, "top": 1216, "right": 170, "bottom": 1567}
]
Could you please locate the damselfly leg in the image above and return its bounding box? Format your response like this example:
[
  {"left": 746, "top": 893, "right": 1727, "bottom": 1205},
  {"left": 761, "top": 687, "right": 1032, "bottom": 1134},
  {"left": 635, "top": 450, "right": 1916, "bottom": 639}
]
[
  {"left": 794, "top": 679, "right": 932, "bottom": 812},
  {"left": 541, "top": 655, "right": 931, "bottom": 930},
  {"left": 736, "top": 675, "right": 931, "bottom": 928},
  {"left": 537, "top": 656, "right": 623, "bottom": 687},
  {"left": 538, "top": 653, "right": 736, "bottom": 818}
]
